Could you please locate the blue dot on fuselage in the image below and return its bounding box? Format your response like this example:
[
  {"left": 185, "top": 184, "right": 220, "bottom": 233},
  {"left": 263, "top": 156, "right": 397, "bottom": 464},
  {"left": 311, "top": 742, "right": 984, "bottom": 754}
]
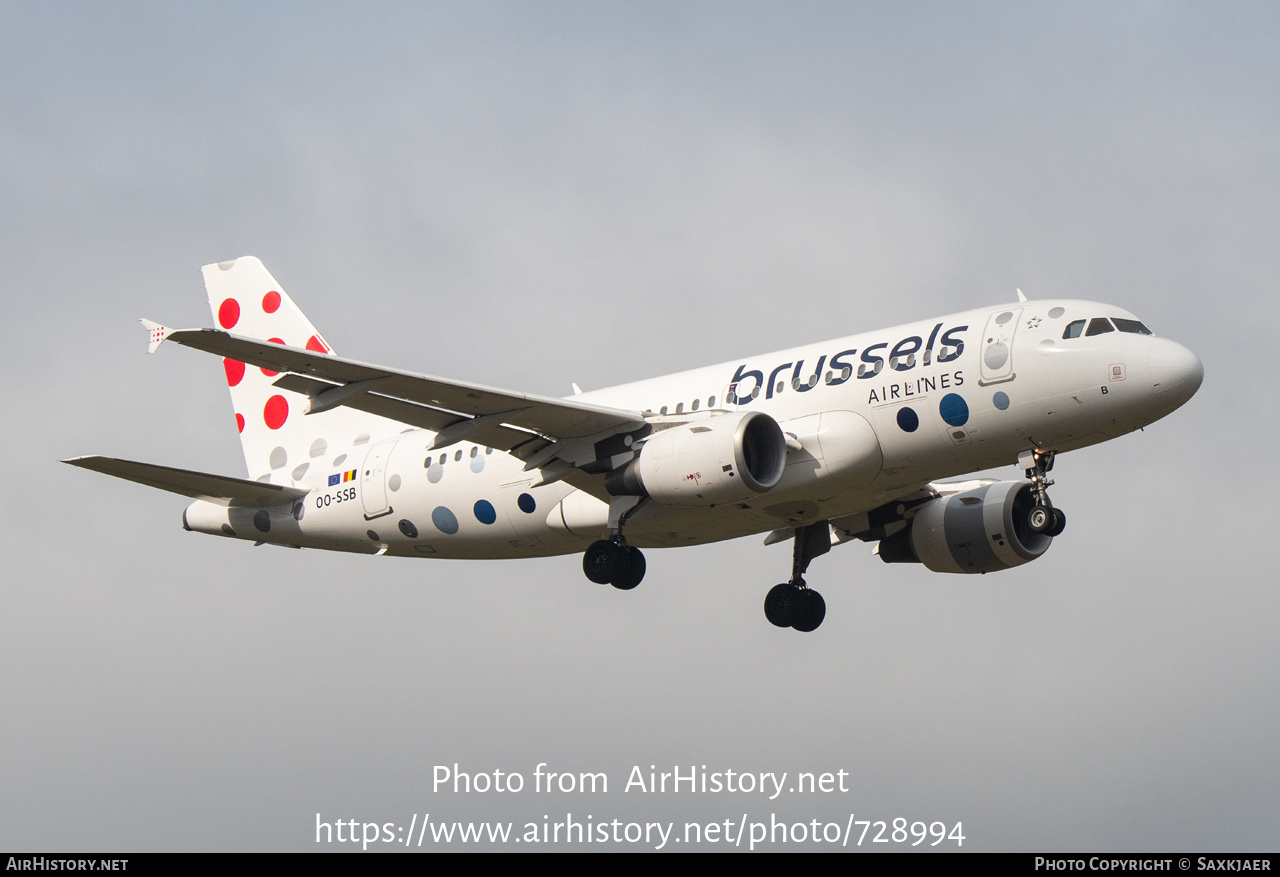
[
  {"left": 993, "top": 391, "right": 1010, "bottom": 410},
  {"left": 431, "top": 506, "right": 459, "bottom": 535},
  {"left": 474, "top": 499, "right": 496, "bottom": 525},
  {"left": 897, "top": 407, "right": 919, "bottom": 432},
  {"left": 939, "top": 393, "right": 970, "bottom": 426},
  {"left": 517, "top": 493, "right": 536, "bottom": 514}
]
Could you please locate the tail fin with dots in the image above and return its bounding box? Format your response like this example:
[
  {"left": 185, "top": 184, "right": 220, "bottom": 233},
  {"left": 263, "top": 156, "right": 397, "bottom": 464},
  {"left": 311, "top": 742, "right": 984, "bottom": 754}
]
[{"left": 199, "top": 256, "right": 393, "bottom": 483}]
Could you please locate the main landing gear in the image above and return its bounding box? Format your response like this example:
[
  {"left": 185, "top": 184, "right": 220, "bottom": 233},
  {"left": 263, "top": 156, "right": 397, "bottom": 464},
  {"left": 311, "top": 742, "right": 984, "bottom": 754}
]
[
  {"left": 582, "top": 496, "right": 647, "bottom": 590},
  {"left": 1021, "top": 449, "right": 1067, "bottom": 538},
  {"left": 763, "top": 521, "right": 831, "bottom": 632},
  {"left": 583, "top": 538, "right": 646, "bottom": 590}
]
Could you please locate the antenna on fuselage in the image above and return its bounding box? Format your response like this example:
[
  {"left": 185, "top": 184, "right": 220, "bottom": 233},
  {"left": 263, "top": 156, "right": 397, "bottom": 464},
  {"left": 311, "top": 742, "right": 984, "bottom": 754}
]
[{"left": 1016, "top": 288, "right": 1028, "bottom": 302}]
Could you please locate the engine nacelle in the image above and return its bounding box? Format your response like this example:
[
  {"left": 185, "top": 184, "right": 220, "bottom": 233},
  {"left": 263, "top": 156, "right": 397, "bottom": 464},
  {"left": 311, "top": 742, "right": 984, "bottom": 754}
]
[
  {"left": 605, "top": 411, "right": 787, "bottom": 506},
  {"left": 878, "top": 481, "right": 1052, "bottom": 573}
]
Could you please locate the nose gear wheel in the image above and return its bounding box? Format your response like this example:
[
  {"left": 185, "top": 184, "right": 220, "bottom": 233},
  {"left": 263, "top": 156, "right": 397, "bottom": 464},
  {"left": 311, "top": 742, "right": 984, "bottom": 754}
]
[{"left": 1021, "top": 449, "right": 1067, "bottom": 538}]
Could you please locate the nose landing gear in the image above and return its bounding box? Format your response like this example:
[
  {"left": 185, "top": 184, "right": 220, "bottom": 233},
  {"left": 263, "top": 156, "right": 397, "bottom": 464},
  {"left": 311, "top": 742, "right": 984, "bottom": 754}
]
[{"left": 1021, "top": 449, "right": 1067, "bottom": 538}]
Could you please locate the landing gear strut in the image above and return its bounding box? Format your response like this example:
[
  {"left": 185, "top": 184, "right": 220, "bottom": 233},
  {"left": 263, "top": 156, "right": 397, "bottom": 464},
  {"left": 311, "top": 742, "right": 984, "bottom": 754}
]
[
  {"left": 1021, "top": 449, "right": 1067, "bottom": 538},
  {"left": 582, "top": 497, "right": 647, "bottom": 590},
  {"left": 763, "top": 521, "right": 830, "bottom": 632}
]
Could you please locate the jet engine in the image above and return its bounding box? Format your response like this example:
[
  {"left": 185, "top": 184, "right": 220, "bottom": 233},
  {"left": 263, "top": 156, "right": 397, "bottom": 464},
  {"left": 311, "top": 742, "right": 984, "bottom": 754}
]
[
  {"left": 605, "top": 411, "right": 787, "bottom": 506},
  {"left": 877, "top": 481, "right": 1053, "bottom": 573}
]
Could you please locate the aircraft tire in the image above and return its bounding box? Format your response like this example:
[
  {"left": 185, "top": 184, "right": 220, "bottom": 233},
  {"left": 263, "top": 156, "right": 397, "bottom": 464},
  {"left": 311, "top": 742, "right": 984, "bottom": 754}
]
[
  {"left": 791, "top": 589, "right": 826, "bottom": 632},
  {"left": 1046, "top": 508, "right": 1067, "bottom": 537},
  {"left": 764, "top": 583, "right": 803, "bottom": 627},
  {"left": 1027, "top": 505, "right": 1052, "bottom": 534},
  {"left": 583, "top": 540, "right": 625, "bottom": 584},
  {"left": 611, "top": 547, "right": 646, "bottom": 591}
]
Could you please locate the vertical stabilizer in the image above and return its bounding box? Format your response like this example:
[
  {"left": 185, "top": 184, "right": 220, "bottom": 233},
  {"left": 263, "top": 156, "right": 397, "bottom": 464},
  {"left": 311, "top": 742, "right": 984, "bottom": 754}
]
[{"left": 202, "top": 257, "right": 395, "bottom": 483}]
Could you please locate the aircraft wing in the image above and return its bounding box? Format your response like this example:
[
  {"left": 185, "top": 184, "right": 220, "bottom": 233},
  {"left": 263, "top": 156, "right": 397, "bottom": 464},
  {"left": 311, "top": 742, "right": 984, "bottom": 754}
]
[
  {"left": 63, "top": 456, "right": 311, "bottom": 506},
  {"left": 156, "top": 328, "right": 647, "bottom": 453}
]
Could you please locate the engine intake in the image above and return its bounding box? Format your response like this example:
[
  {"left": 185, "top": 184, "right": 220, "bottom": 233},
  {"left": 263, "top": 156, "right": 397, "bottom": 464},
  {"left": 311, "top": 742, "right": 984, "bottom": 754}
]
[
  {"left": 605, "top": 411, "right": 787, "bottom": 506},
  {"left": 878, "top": 481, "right": 1052, "bottom": 573}
]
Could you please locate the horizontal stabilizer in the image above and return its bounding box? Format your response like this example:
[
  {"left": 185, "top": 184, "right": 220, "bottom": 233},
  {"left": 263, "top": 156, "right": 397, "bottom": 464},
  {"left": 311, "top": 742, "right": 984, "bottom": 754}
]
[{"left": 62, "top": 456, "right": 310, "bottom": 507}]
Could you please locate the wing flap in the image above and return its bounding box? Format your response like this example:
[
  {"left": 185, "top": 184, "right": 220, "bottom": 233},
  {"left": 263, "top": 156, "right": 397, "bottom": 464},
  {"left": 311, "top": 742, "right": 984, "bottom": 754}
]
[{"left": 63, "top": 456, "right": 309, "bottom": 507}]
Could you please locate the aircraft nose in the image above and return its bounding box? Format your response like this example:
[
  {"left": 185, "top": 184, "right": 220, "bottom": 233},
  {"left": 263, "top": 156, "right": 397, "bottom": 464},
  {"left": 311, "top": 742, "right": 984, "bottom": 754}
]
[{"left": 1148, "top": 339, "right": 1204, "bottom": 405}]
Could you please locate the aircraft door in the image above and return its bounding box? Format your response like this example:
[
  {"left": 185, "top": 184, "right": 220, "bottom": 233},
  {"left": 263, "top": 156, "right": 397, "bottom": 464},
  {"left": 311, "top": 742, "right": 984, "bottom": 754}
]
[
  {"left": 360, "top": 440, "right": 397, "bottom": 519},
  {"left": 979, "top": 308, "right": 1021, "bottom": 385}
]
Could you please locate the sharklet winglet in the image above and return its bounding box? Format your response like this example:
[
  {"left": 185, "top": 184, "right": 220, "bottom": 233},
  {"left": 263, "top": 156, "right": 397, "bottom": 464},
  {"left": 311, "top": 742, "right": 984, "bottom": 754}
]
[{"left": 140, "top": 319, "right": 172, "bottom": 354}]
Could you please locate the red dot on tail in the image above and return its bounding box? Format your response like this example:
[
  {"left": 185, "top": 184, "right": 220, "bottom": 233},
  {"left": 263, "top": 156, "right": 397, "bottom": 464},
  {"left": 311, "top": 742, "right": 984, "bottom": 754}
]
[
  {"left": 260, "top": 338, "right": 285, "bottom": 376},
  {"left": 306, "top": 335, "right": 331, "bottom": 354},
  {"left": 218, "top": 298, "right": 240, "bottom": 329},
  {"left": 236, "top": 413, "right": 245, "bottom": 433},
  {"left": 263, "top": 395, "right": 288, "bottom": 430},
  {"left": 224, "top": 358, "right": 245, "bottom": 387},
  {"left": 262, "top": 290, "right": 281, "bottom": 313}
]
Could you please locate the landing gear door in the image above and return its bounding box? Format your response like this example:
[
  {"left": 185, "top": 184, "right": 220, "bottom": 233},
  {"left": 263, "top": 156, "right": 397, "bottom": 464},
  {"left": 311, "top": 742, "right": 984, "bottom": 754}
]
[
  {"left": 361, "top": 440, "right": 397, "bottom": 520},
  {"left": 979, "top": 308, "right": 1021, "bottom": 385}
]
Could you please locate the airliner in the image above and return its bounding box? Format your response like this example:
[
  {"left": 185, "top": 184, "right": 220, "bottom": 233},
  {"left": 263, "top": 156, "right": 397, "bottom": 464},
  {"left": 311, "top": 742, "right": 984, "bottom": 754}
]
[{"left": 66, "top": 257, "right": 1203, "bottom": 631}]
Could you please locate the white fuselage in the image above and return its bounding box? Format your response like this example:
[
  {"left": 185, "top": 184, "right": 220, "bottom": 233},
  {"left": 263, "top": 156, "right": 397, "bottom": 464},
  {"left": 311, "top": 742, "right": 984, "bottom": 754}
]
[{"left": 182, "top": 299, "right": 1202, "bottom": 559}]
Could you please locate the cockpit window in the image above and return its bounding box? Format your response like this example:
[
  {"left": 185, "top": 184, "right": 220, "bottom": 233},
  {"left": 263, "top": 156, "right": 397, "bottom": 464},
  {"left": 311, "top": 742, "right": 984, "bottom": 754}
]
[
  {"left": 1085, "top": 317, "right": 1115, "bottom": 336},
  {"left": 1112, "top": 318, "right": 1152, "bottom": 335},
  {"left": 1062, "top": 320, "right": 1085, "bottom": 339}
]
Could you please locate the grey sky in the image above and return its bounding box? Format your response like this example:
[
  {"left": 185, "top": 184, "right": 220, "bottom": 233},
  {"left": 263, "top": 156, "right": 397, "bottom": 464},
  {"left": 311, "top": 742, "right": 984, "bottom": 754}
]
[{"left": 2, "top": 1, "right": 1276, "bottom": 851}]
